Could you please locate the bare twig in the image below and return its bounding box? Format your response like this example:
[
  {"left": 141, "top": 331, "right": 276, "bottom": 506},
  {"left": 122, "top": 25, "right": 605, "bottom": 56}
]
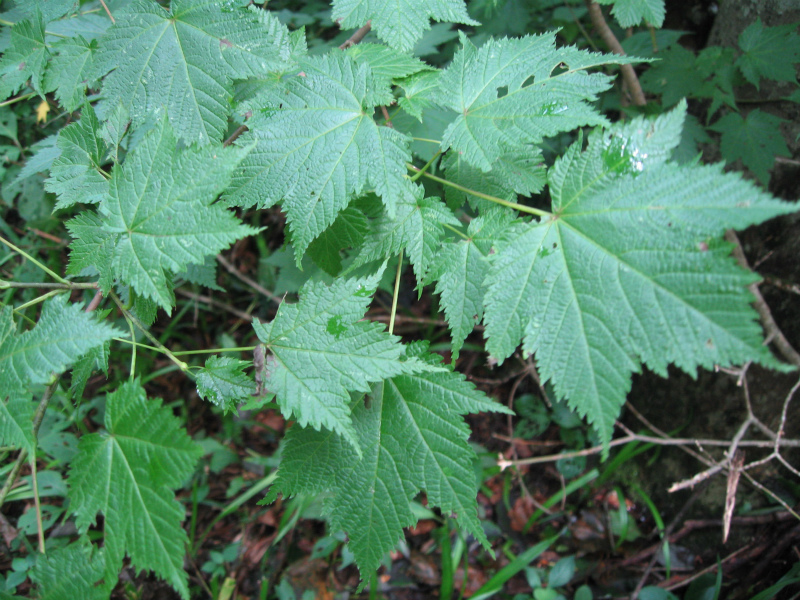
[
  {"left": 223, "top": 124, "right": 248, "bottom": 147},
  {"left": 339, "top": 21, "right": 372, "bottom": 50},
  {"left": 585, "top": 2, "right": 647, "bottom": 106},
  {"left": 725, "top": 230, "right": 800, "bottom": 367},
  {"left": 99, "top": 0, "right": 115, "bottom": 23},
  {"left": 176, "top": 289, "right": 254, "bottom": 322},
  {"left": 216, "top": 254, "right": 281, "bottom": 305}
]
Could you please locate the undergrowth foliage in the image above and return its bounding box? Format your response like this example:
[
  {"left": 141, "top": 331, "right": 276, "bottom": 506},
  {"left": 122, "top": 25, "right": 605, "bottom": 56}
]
[{"left": 0, "top": 0, "right": 797, "bottom": 597}]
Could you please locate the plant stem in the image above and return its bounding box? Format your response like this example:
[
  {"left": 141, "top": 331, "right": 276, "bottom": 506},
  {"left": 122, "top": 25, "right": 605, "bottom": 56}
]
[
  {"left": 111, "top": 293, "right": 189, "bottom": 372},
  {"left": 0, "top": 376, "right": 61, "bottom": 510},
  {"left": 0, "top": 281, "right": 98, "bottom": 290},
  {"left": 407, "top": 164, "right": 552, "bottom": 218},
  {"left": 0, "top": 92, "right": 36, "bottom": 108},
  {"left": 0, "top": 236, "right": 69, "bottom": 284},
  {"left": 442, "top": 223, "right": 470, "bottom": 241},
  {"left": 389, "top": 251, "right": 403, "bottom": 336},
  {"left": 339, "top": 20, "right": 372, "bottom": 50},
  {"left": 410, "top": 150, "right": 442, "bottom": 182}
]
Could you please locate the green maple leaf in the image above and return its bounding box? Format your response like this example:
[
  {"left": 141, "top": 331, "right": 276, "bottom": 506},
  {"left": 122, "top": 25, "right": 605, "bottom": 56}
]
[
  {"left": 226, "top": 54, "right": 412, "bottom": 261},
  {"left": 45, "top": 104, "right": 109, "bottom": 210},
  {"left": 331, "top": 0, "right": 478, "bottom": 52},
  {"left": 43, "top": 36, "right": 95, "bottom": 112},
  {"left": 29, "top": 540, "right": 106, "bottom": 600},
  {"left": 0, "top": 11, "right": 49, "bottom": 100},
  {"left": 252, "top": 270, "right": 429, "bottom": 452},
  {"left": 710, "top": 109, "right": 790, "bottom": 186},
  {"left": 196, "top": 355, "right": 255, "bottom": 412},
  {"left": 0, "top": 295, "right": 121, "bottom": 401},
  {"left": 428, "top": 209, "right": 513, "bottom": 360},
  {"left": 65, "top": 116, "right": 256, "bottom": 310},
  {"left": 267, "top": 343, "right": 510, "bottom": 575},
  {"left": 68, "top": 380, "right": 203, "bottom": 599},
  {"left": 595, "top": 0, "right": 665, "bottom": 28},
  {"left": 483, "top": 104, "right": 796, "bottom": 446},
  {"left": 348, "top": 183, "right": 459, "bottom": 286},
  {"left": 736, "top": 19, "right": 800, "bottom": 89},
  {"left": 93, "top": 0, "right": 293, "bottom": 144},
  {"left": 435, "top": 32, "right": 637, "bottom": 171}
]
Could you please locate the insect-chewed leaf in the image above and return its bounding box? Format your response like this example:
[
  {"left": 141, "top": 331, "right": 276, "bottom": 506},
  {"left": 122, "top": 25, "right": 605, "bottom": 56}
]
[
  {"left": 436, "top": 32, "right": 638, "bottom": 172},
  {"left": 483, "top": 103, "right": 797, "bottom": 447}
]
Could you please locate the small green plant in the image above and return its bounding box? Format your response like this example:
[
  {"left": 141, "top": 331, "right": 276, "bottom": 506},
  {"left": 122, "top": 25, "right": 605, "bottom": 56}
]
[{"left": 1, "top": 0, "right": 798, "bottom": 597}]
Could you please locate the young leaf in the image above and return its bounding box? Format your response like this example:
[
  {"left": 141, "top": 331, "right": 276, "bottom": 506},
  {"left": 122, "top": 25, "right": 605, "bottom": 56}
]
[
  {"left": 68, "top": 380, "right": 203, "bottom": 599},
  {"left": 483, "top": 106, "right": 796, "bottom": 446},
  {"left": 66, "top": 117, "right": 257, "bottom": 310},
  {"left": 0, "top": 295, "right": 121, "bottom": 400},
  {"left": 710, "top": 109, "right": 790, "bottom": 186},
  {"left": 93, "top": 0, "right": 293, "bottom": 144},
  {"left": 345, "top": 43, "right": 434, "bottom": 84},
  {"left": 29, "top": 539, "right": 106, "bottom": 600},
  {"left": 594, "top": 0, "right": 665, "bottom": 28},
  {"left": 435, "top": 32, "right": 636, "bottom": 172},
  {"left": 46, "top": 104, "right": 109, "bottom": 210},
  {"left": 268, "top": 344, "right": 509, "bottom": 575},
  {"left": 736, "top": 19, "right": 800, "bottom": 89},
  {"left": 349, "top": 183, "right": 459, "bottom": 286},
  {"left": 196, "top": 355, "right": 255, "bottom": 412},
  {"left": 226, "top": 54, "right": 412, "bottom": 261},
  {"left": 429, "top": 209, "right": 513, "bottom": 360},
  {"left": 252, "top": 270, "right": 429, "bottom": 452},
  {"left": 0, "top": 11, "right": 48, "bottom": 100},
  {"left": 332, "top": 0, "right": 478, "bottom": 52}
]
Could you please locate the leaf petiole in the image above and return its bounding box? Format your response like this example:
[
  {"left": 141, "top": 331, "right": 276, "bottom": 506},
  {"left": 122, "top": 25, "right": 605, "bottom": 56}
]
[
  {"left": 0, "top": 236, "right": 70, "bottom": 284},
  {"left": 406, "top": 164, "right": 552, "bottom": 218}
]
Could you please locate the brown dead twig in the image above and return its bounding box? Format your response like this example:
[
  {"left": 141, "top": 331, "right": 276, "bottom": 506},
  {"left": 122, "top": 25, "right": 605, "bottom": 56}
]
[{"left": 585, "top": 1, "right": 647, "bottom": 106}]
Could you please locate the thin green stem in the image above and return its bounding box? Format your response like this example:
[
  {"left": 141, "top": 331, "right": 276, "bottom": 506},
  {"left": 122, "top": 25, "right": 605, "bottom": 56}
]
[
  {"left": 125, "top": 317, "right": 137, "bottom": 379},
  {"left": 0, "top": 92, "right": 35, "bottom": 108},
  {"left": 0, "top": 236, "right": 69, "bottom": 284},
  {"left": 389, "top": 251, "right": 403, "bottom": 336},
  {"left": 406, "top": 164, "right": 552, "bottom": 218},
  {"left": 0, "top": 376, "right": 61, "bottom": 510},
  {"left": 0, "top": 281, "right": 99, "bottom": 290},
  {"left": 443, "top": 222, "right": 469, "bottom": 241},
  {"left": 15, "top": 290, "right": 63, "bottom": 313},
  {"left": 114, "top": 337, "right": 256, "bottom": 357},
  {"left": 411, "top": 137, "right": 442, "bottom": 145},
  {"left": 111, "top": 293, "right": 189, "bottom": 372},
  {"left": 410, "top": 150, "right": 442, "bottom": 182}
]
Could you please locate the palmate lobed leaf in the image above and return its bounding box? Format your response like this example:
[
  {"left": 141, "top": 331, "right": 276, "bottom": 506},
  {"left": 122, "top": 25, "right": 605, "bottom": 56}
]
[
  {"left": 0, "top": 295, "right": 121, "bottom": 402},
  {"left": 267, "top": 343, "right": 510, "bottom": 576},
  {"left": 68, "top": 380, "right": 203, "bottom": 599},
  {"left": 29, "top": 540, "right": 107, "bottom": 600},
  {"left": 66, "top": 115, "right": 257, "bottom": 311},
  {"left": 332, "top": 0, "right": 478, "bottom": 52},
  {"left": 436, "top": 32, "right": 639, "bottom": 172},
  {"left": 92, "top": 0, "right": 294, "bottom": 145},
  {"left": 253, "top": 270, "right": 431, "bottom": 453},
  {"left": 0, "top": 10, "right": 48, "bottom": 100},
  {"left": 227, "top": 53, "right": 412, "bottom": 262},
  {"left": 482, "top": 104, "right": 797, "bottom": 446},
  {"left": 594, "top": 0, "right": 665, "bottom": 28}
]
